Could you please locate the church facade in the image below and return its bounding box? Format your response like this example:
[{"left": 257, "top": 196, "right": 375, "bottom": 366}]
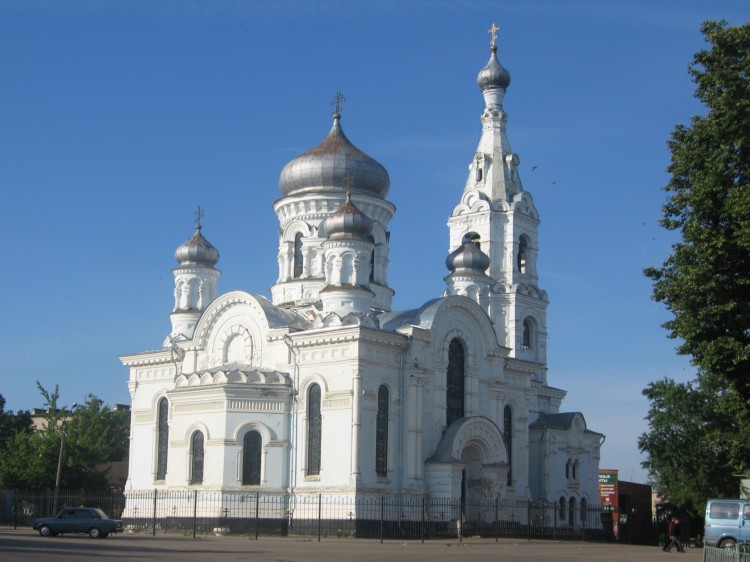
[{"left": 121, "top": 38, "right": 603, "bottom": 521}]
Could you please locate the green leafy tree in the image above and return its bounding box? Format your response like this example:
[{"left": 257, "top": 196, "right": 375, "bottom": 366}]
[
  {"left": 644, "top": 20, "right": 750, "bottom": 402},
  {"left": 0, "top": 394, "right": 33, "bottom": 448},
  {"left": 0, "top": 383, "right": 130, "bottom": 490},
  {"left": 638, "top": 374, "right": 750, "bottom": 515}
]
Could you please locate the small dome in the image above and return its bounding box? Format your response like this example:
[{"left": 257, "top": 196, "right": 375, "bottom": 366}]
[
  {"left": 477, "top": 46, "right": 511, "bottom": 91},
  {"left": 446, "top": 237, "right": 490, "bottom": 273},
  {"left": 279, "top": 113, "right": 390, "bottom": 199},
  {"left": 323, "top": 193, "right": 373, "bottom": 240},
  {"left": 175, "top": 226, "right": 220, "bottom": 267}
]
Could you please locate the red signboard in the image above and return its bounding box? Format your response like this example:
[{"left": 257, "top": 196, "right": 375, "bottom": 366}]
[{"left": 598, "top": 469, "right": 619, "bottom": 511}]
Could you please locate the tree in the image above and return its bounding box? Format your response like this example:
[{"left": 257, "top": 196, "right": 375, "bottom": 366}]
[
  {"left": 644, "top": 21, "right": 750, "bottom": 402},
  {"left": 638, "top": 373, "right": 750, "bottom": 515},
  {"left": 0, "top": 394, "right": 33, "bottom": 448},
  {"left": 0, "top": 383, "right": 130, "bottom": 490}
]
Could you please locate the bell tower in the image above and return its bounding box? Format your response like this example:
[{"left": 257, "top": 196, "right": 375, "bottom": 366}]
[{"left": 447, "top": 26, "right": 548, "bottom": 363}]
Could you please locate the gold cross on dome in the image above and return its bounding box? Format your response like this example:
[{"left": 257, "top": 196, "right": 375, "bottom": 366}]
[
  {"left": 194, "top": 205, "right": 204, "bottom": 229},
  {"left": 488, "top": 23, "right": 500, "bottom": 47},
  {"left": 344, "top": 174, "right": 355, "bottom": 191},
  {"left": 331, "top": 91, "right": 345, "bottom": 114}
]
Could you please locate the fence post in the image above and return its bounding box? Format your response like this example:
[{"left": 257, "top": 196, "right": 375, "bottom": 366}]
[
  {"left": 527, "top": 500, "right": 532, "bottom": 541},
  {"left": 13, "top": 493, "right": 17, "bottom": 530},
  {"left": 255, "top": 492, "right": 260, "bottom": 540},
  {"left": 316, "top": 493, "right": 321, "bottom": 542},
  {"left": 421, "top": 496, "right": 425, "bottom": 544},
  {"left": 152, "top": 489, "right": 157, "bottom": 536},
  {"left": 553, "top": 502, "right": 557, "bottom": 541},
  {"left": 495, "top": 497, "right": 499, "bottom": 542},
  {"left": 192, "top": 490, "right": 197, "bottom": 539},
  {"left": 380, "top": 496, "right": 384, "bottom": 544}
]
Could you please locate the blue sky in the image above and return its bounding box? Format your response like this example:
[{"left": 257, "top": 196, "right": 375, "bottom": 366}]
[{"left": 1, "top": 0, "right": 747, "bottom": 484}]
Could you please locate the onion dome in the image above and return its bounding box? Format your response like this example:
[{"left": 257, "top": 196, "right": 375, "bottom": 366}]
[
  {"left": 323, "top": 192, "right": 374, "bottom": 240},
  {"left": 175, "top": 225, "right": 220, "bottom": 267},
  {"left": 279, "top": 112, "right": 390, "bottom": 199},
  {"left": 477, "top": 45, "right": 511, "bottom": 91},
  {"left": 446, "top": 236, "right": 490, "bottom": 273}
]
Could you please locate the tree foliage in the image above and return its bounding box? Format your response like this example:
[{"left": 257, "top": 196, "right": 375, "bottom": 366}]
[
  {"left": 0, "top": 383, "right": 130, "bottom": 490},
  {"left": 641, "top": 20, "right": 750, "bottom": 511},
  {"left": 644, "top": 20, "right": 750, "bottom": 402},
  {"left": 0, "top": 394, "right": 33, "bottom": 447},
  {"left": 638, "top": 374, "right": 750, "bottom": 515}
]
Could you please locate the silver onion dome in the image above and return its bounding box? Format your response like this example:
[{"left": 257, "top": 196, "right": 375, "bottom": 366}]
[
  {"left": 323, "top": 193, "right": 374, "bottom": 240},
  {"left": 175, "top": 225, "right": 220, "bottom": 267},
  {"left": 446, "top": 236, "right": 490, "bottom": 273},
  {"left": 477, "top": 45, "right": 511, "bottom": 91},
  {"left": 279, "top": 113, "right": 390, "bottom": 199}
]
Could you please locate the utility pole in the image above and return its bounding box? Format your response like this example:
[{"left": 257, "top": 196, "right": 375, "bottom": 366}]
[{"left": 52, "top": 421, "right": 67, "bottom": 515}]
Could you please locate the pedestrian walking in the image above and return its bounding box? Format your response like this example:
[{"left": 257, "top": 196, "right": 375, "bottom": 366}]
[{"left": 663, "top": 516, "right": 685, "bottom": 553}]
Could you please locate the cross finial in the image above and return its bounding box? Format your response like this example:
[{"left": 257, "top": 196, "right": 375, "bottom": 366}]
[
  {"left": 343, "top": 174, "right": 355, "bottom": 201},
  {"left": 488, "top": 23, "right": 500, "bottom": 47},
  {"left": 194, "top": 205, "right": 204, "bottom": 230},
  {"left": 331, "top": 91, "right": 345, "bottom": 115}
]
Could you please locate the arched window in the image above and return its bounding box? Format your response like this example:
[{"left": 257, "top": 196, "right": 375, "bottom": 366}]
[
  {"left": 242, "top": 431, "right": 262, "bottom": 485},
  {"left": 568, "top": 497, "right": 576, "bottom": 526},
  {"left": 307, "top": 384, "right": 322, "bottom": 476},
  {"left": 504, "top": 405, "right": 513, "bottom": 486},
  {"left": 573, "top": 459, "right": 579, "bottom": 481},
  {"left": 565, "top": 458, "right": 571, "bottom": 479},
  {"left": 517, "top": 236, "right": 528, "bottom": 274},
  {"left": 446, "top": 338, "right": 465, "bottom": 427},
  {"left": 293, "top": 233, "right": 303, "bottom": 278},
  {"left": 558, "top": 496, "right": 566, "bottom": 521},
  {"left": 376, "top": 385, "right": 389, "bottom": 477},
  {"left": 190, "top": 431, "right": 204, "bottom": 485},
  {"left": 368, "top": 235, "right": 375, "bottom": 283},
  {"left": 522, "top": 318, "right": 534, "bottom": 350},
  {"left": 580, "top": 498, "right": 588, "bottom": 526},
  {"left": 156, "top": 398, "right": 169, "bottom": 481}
]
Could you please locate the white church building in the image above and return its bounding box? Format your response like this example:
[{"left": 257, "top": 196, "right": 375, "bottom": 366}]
[{"left": 121, "top": 36, "right": 603, "bottom": 523}]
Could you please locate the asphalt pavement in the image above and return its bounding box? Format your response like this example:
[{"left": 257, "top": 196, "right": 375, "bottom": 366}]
[{"left": 0, "top": 528, "right": 704, "bottom": 561}]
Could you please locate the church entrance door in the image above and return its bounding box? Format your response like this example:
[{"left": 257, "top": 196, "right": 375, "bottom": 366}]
[{"left": 460, "top": 444, "right": 485, "bottom": 523}]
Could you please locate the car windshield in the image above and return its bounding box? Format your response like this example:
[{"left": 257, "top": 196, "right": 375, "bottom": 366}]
[{"left": 93, "top": 508, "right": 108, "bottom": 519}]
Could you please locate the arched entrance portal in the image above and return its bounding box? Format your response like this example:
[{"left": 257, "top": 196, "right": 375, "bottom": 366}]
[{"left": 425, "top": 417, "right": 509, "bottom": 525}]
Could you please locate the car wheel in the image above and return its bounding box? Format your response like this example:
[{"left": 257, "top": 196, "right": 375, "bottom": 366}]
[
  {"left": 88, "top": 527, "right": 101, "bottom": 538},
  {"left": 38, "top": 525, "right": 51, "bottom": 537},
  {"left": 720, "top": 538, "right": 737, "bottom": 550}
]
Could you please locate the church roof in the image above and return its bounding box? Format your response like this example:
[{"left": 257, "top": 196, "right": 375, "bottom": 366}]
[
  {"left": 377, "top": 298, "right": 444, "bottom": 332},
  {"left": 278, "top": 112, "right": 390, "bottom": 199},
  {"left": 251, "top": 294, "right": 311, "bottom": 330},
  {"left": 529, "top": 412, "right": 604, "bottom": 436},
  {"left": 322, "top": 191, "right": 374, "bottom": 240},
  {"left": 445, "top": 236, "right": 491, "bottom": 274},
  {"left": 174, "top": 225, "right": 220, "bottom": 267},
  {"left": 477, "top": 45, "right": 511, "bottom": 91}
]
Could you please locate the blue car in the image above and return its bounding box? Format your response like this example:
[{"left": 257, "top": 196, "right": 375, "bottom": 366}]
[{"left": 33, "top": 507, "right": 123, "bottom": 538}]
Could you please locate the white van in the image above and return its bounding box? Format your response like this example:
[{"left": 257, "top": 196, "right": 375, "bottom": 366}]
[{"left": 705, "top": 499, "right": 750, "bottom": 548}]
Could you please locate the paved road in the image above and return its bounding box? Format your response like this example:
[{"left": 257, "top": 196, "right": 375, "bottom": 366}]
[{"left": 0, "top": 528, "right": 703, "bottom": 561}]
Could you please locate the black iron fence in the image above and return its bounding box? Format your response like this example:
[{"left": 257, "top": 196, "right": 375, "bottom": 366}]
[{"left": 1, "top": 489, "right": 611, "bottom": 542}]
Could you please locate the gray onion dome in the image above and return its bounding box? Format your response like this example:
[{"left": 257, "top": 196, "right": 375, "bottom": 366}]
[
  {"left": 446, "top": 237, "right": 490, "bottom": 273},
  {"left": 279, "top": 113, "right": 390, "bottom": 199},
  {"left": 175, "top": 226, "right": 220, "bottom": 267},
  {"left": 323, "top": 193, "right": 374, "bottom": 240},
  {"left": 477, "top": 45, "right": 511, "bottom": 91}
]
